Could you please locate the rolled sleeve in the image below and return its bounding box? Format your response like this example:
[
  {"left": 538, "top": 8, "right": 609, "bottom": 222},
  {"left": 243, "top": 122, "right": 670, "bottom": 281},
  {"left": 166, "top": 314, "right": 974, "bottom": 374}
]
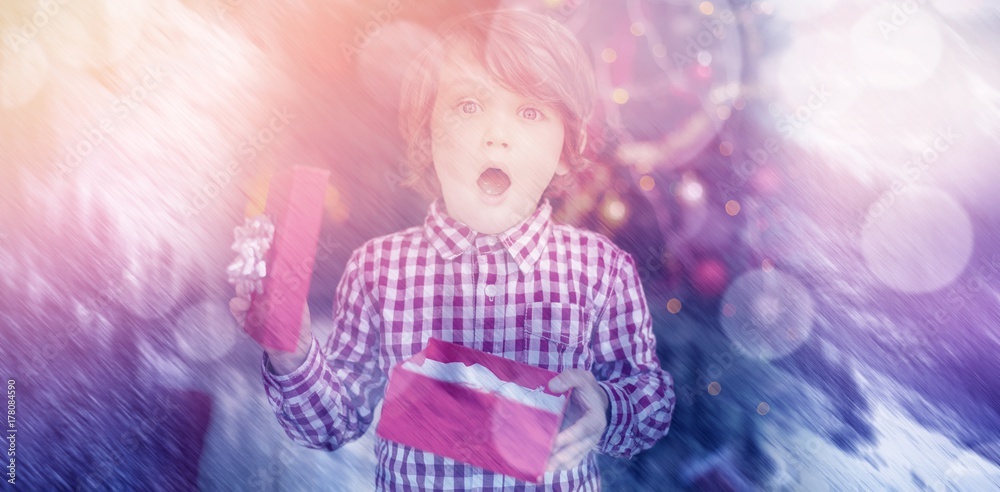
[
  {"left": 261, "top": 334, "right": 322, "bottom": 401},
  {"left": 596, "top": 380, "right": 635, "bottom": 454},
  {"left": 257, "top": 245, "right": 386, "bottom": 451},
  {"left": 591, "top": 251, "right": 675, "bottom": 458}
]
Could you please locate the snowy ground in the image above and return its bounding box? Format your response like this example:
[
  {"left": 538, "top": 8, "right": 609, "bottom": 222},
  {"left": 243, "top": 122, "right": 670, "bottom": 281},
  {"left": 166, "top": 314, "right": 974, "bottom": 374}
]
[{"left": 761, "top": 365, "right": 1000, "bottom": 491}]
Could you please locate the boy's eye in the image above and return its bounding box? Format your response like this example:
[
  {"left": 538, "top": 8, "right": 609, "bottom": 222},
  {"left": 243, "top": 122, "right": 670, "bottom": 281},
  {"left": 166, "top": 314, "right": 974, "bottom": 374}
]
[
  {"left": 520, "top": 107, "right": 543, "bottom": 121},
  {"left": 459, "top": 101, "right": 480, "bottom": 114}
]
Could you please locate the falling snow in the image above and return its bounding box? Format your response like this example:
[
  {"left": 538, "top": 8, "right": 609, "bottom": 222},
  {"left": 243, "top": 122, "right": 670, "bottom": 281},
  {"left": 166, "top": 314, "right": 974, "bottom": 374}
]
[{"left": 2, "top": 0, "right": 1000, "bottom": 490}]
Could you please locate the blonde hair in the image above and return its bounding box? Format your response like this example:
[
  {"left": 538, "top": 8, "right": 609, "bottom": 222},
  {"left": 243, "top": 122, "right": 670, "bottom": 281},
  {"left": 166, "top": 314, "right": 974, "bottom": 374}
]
[{"left": 398, "top": 9, "right": 596, "bottom": 199}]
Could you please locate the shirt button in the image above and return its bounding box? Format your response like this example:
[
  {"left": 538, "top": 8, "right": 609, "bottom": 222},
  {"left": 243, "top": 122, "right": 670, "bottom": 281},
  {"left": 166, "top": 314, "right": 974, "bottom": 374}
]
[
  {"left": 485, "top": 236, "right": 498, "bottom": 246},
  {"left": 485, "top": 285, "right": 498, "bottom": 298}
]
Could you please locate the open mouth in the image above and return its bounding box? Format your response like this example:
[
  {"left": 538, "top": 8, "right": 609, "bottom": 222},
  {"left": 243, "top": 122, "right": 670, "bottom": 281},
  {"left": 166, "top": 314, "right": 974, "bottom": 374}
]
[{"left": 477, "top": 167, "right": 511, "bottom": 196}]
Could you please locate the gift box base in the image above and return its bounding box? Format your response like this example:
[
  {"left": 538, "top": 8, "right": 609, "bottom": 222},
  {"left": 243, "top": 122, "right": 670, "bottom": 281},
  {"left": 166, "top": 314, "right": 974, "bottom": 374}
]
[{"left": 376, "top": 338, "right": 571, "bottom": 483}]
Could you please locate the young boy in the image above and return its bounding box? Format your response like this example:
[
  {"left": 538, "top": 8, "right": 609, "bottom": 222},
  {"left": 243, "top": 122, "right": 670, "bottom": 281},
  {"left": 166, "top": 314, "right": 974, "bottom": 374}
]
[{"left": 230, "top": 9, "right": 674, "bottom": 490}]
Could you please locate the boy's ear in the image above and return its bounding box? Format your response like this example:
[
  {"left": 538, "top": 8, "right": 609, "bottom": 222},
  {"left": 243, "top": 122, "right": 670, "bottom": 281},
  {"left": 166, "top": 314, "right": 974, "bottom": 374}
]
[{"left": 555, "top": 127, "right": 586, "bottom": 177}]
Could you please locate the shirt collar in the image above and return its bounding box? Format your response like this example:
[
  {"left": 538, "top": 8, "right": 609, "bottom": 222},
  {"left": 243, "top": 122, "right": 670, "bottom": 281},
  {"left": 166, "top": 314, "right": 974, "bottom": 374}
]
[{"left": 424, "top": 197, "right": 553, "bottom": 274}]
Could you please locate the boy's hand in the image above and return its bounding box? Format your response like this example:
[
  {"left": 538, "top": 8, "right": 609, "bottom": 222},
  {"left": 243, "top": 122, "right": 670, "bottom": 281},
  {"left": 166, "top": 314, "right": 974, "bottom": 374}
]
[
  {"left": 546, "top": 369, "right": 610, "bottom": 471},
  {"left": 228, "top": 282, "right": 313, "bottom": 375}
]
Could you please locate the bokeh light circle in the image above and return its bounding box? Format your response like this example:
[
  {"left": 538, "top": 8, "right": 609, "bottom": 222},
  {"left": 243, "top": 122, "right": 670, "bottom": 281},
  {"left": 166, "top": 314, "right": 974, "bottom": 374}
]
[
  {"left": 767, "top": 30, "right": 864, "bottom": 112},
  {"left": 667, "top": 298, "right": 682, "bottom": 314},
  {"left": 684, "top": 199, "right": 739, "bottom": 251},
  {"left": 755, "top": 29, "right": 866, "bottom": 151},
  {"left": 607, "top": 0, "right": 744, "bottom": 170},
  {"left": 691, "top": 257, "right": 728, "bottom": 298},
  {"left": 925, "top": 131, "right": 1000, "bottom": 217},
  {"left": 707, "top": 381, "right": 721, "bottom": 395},
  {"left": 850, "top": 4, "right": 943, "bottom": 90},
  {"left": 861, "top": 187, "right": 973, "bottom": 294},
  {"left": 720, "top": 269, "right": 815, "bottom": 360}
]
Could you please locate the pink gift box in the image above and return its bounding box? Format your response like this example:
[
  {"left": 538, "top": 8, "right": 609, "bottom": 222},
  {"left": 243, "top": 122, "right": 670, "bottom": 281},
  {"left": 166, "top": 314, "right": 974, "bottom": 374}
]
[
  {"left": 376, "top": 338, "right": 572, "bottom": 483},
  {"left": 246, "top": 165, "right": 329, "bottom": 352}
]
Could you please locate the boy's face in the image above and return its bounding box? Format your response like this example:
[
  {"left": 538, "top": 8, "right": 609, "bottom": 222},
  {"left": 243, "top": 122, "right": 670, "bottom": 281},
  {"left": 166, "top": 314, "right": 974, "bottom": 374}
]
[{"left": 429, "top": 48, "right": 568, "bottom": 235}]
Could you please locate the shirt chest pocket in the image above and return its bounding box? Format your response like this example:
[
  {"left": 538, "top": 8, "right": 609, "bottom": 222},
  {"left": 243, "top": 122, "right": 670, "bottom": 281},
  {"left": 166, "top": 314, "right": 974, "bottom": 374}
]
[{"left": 517, "top": 302, "right": 592, "bottom": 373}]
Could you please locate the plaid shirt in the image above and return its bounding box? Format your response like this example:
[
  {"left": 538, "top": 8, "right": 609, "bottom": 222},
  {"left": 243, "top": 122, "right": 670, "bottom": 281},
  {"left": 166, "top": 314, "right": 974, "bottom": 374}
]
[{"left": 261, "top": 198, "right": 675, "bottom": 491}]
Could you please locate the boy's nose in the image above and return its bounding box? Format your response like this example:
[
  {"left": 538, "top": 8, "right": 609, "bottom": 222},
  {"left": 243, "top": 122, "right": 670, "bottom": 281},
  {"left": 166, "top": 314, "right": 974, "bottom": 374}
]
[{"left": 482, "top": 119, "right": 511, "bottom": 150}]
